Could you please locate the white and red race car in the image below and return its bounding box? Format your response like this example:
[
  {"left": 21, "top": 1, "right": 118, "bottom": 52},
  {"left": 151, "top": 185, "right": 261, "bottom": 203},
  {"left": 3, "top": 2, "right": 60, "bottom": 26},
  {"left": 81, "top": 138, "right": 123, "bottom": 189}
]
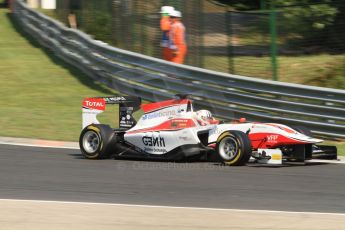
[{"left": 79, "top": 95, "right": 337, "bottom": 166}]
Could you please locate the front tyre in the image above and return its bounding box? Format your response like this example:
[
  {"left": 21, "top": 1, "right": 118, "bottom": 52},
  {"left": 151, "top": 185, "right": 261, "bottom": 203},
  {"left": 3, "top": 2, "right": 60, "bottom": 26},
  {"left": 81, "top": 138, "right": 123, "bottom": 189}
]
[
  {"left": 79, "top": 124, "right": 115, "bottom": 159},
  {"left": 216, "top": 131, "right": 252, "bottom": 166}
]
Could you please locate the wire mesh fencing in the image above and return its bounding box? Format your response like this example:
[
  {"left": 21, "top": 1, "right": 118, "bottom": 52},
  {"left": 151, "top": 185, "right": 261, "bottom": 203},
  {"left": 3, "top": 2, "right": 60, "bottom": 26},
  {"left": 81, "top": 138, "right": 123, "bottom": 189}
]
[{"left": 52, "top": 0, "right": 344, "bottom": 89}]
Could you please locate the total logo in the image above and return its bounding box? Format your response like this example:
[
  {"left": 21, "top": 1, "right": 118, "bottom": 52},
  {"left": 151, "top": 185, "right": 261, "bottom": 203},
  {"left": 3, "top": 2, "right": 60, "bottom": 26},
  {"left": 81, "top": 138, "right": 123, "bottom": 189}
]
[{"left": 83, "top": 98, "right": 106, "bottom": 110}]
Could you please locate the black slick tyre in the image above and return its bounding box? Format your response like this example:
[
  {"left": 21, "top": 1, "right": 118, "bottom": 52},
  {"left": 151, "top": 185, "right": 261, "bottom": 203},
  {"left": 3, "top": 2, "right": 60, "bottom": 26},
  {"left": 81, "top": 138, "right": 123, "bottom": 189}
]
[
  {"left": 216, "top": 131, "right": 252, "bottom": 166},
  {"left": 79, "top": 124, "right": 115, "bottom": 159}
]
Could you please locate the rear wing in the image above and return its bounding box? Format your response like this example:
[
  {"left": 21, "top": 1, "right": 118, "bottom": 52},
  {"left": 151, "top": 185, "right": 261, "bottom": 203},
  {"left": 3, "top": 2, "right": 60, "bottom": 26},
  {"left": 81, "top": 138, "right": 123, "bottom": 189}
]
[{"left": 82, "top": 96, "right": 141, "bottom": 129}]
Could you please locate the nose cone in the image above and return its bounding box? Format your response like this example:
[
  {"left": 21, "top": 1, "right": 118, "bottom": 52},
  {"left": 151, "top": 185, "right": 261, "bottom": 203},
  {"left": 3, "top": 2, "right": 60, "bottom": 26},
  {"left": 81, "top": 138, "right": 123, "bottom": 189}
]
[{"left": 294, "top": 132, "right": 323, "bottom": 143}]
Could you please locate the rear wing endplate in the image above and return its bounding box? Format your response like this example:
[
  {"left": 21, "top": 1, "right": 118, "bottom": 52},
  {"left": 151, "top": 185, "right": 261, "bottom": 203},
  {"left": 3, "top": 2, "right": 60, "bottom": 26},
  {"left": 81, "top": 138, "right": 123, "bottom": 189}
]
[{"left": 82, "top": 96, "right": 141, "bottom": 129}]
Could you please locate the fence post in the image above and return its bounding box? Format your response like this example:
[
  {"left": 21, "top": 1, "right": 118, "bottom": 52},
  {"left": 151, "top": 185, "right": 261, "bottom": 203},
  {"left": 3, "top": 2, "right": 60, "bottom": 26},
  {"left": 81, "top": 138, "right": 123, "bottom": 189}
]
[
  {"left": 142, "top": 2, "right": 147, "bottom": 55},
  {"left": 269, "top": 1, "right": 278, "bottom": 81},
  {"left": 198, "top": 0, "right": 204, "bottom": 68},
  {"left": 226, "top": 8, "right": 235, "bottom": 74}
]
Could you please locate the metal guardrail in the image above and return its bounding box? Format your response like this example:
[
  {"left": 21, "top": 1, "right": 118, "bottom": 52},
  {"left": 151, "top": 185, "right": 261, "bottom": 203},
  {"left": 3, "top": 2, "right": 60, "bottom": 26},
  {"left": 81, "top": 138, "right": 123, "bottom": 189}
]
[{"left": 13, "top": 0, "right": 345, "bottom": 138}]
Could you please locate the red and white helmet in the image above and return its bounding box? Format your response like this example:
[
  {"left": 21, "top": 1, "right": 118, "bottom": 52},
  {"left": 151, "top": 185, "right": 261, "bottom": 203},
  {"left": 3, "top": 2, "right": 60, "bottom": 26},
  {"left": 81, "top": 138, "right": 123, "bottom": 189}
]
[{"left": 196, "top": 110, "right": 213, "bottom": 125}]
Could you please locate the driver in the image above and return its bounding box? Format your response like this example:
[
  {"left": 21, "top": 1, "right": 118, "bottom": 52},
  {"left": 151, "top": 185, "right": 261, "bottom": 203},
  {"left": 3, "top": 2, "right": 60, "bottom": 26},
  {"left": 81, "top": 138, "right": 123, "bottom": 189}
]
[{"left": 195, "top": 110, "right": 219, "bottom": 126}]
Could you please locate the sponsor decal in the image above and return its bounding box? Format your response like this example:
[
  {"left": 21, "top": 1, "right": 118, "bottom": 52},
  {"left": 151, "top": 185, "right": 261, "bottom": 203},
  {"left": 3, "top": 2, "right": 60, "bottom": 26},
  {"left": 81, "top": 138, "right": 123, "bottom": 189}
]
[
  {"left": 120, "top": 121, "right": 133, "bottom": 128},
  {"left": 142, "top": 136, "right": 166, "bottom": 147},
  {"left": 104, "top": 96, "right": 126, "bottom": 103},
  {"left": 267, "top": 135, "right": 278, "bottom": 143},
  {"left": 82, "top": 111, "right": 103, "bottom": 114},
  {"left": 120, "top": 106, "right": 135, "bottom": 128},
  {"left": 252, "top": 125, "right": 267, "bottom": 129},
  {"left": 172, "top": 119, "right": 189, "bottom": 128},
  {"left": 271, "top": 153, "right": 282, "bottom": 160},
  {"left": 174, "top": 119, "right": 188, "bottom": 122},
  {"left": 178, "top": 136, "right": 192, "bottom": 141},
  {"left": 83, "top": 98, "right": 105, "bottom": 110},
  {"left": 212, "top": 128, "right": 225, "bottom": 135},
  {"left": 143, "top": 110, "right": 176, "bottom": 120},
  {"left": 144, "top": 147, "right": 167, "bottom": 153}
]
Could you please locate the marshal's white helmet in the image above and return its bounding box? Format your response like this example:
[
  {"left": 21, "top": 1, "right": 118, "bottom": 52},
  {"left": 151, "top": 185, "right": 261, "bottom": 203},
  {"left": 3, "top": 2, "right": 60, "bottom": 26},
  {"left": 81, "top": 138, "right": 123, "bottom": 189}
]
[
  {"left": 169, "top": 10, "right": 182, "bottom": 18},
  {"left": 196, "top": 110, "right": 213, "bottom": 122},
  {"left": 160, "top": 6, "right": 174, "bottom": 14}
]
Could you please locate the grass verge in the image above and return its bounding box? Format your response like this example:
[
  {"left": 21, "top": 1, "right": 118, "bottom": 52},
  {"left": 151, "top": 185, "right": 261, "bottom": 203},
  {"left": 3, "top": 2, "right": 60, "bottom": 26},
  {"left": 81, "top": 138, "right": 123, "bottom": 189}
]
[
  {"left": 0, "top": 9, "right": 120, "bottom": 141},
  {"left": 204, "top": 54, "right": 345, "bottom": 89},
  {"left": 323, "top": 141, "right": 345, "bottom": 156}
]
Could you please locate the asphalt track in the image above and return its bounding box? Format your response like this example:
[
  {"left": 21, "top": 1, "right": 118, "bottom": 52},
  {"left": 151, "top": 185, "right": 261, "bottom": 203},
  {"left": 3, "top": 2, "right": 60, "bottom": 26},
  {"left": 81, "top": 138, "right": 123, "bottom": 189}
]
[{"left": 1, "top": 144, "right": 345, "bottom": 214}]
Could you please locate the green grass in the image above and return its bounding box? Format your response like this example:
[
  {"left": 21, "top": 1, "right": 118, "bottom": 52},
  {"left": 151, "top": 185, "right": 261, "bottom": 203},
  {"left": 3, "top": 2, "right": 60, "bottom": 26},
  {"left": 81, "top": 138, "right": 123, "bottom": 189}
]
[
  {"left": 323, "top": 141, "right": 345, "bottom": 156},
  {"left": 37, "top": 9, "right": 59, "bottom": 20},
  {"left": 204, "top": 54, "right": 345, "bottom": 89},
  {"left": 0, "top": 9, "right": 120, "bottom": 141}
]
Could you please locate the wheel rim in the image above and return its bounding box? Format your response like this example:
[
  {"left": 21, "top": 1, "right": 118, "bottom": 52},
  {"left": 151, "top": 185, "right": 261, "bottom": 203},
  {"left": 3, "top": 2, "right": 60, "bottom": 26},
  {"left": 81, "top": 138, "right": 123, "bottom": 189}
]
[
  {"left": 82, "top": 130, "right": 100, "bottom": 154},
  {"left": 218, "top": 136, "right": 238, "bottom": 161}
]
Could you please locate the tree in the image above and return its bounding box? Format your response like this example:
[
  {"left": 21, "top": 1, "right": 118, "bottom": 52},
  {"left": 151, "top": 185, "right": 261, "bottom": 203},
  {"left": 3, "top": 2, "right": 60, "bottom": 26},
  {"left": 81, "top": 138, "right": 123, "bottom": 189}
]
[
  {"left": 216, "top": 0, "right": 261, "bottom": 10},
  {"left": 275, "top": 0, "right": 337, "bottom": 30},
  {"left": 272, "top": 0, "right": 339, "bottom": 51}
]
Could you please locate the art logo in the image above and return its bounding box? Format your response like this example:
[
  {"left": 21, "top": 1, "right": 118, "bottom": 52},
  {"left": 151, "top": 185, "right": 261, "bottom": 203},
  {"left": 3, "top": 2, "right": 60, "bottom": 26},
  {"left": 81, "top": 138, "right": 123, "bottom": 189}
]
[
  {"left": 142, "top": 136, "right": 166, "bottom": 147},
  {"left": 83, "top": 98, "right": 106, "bottom": 110}
]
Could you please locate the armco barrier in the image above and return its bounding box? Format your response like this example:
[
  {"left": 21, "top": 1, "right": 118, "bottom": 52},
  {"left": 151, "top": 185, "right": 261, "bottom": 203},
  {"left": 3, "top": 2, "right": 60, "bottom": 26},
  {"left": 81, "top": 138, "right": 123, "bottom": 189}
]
[{"left": 13, "top": 0, "right": 345, "bottom": 138}]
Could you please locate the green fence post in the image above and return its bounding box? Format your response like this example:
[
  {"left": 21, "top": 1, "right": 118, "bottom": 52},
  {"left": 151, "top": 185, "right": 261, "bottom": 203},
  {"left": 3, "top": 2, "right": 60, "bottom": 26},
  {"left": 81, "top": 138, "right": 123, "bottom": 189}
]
[
  {"left": 199, "top": 0, "right": 204, "bottom": 68},
  {"left": 130, "top": 1, "right": 136, "bottom": 52},
  {"left": 141, "top": 1, "right": 146, "bottom": 54},
  {"left": 139, "top": 1, "right": 144, "bottom": 53},
  {"left": 226, "top": 8, "right": 235, "bottom": 74},
  {"left": 269, "top": 1, "right": 278, "bottom": 81},
  {"left": 260, "top": 0, "right": 266, "bottom": 10}
]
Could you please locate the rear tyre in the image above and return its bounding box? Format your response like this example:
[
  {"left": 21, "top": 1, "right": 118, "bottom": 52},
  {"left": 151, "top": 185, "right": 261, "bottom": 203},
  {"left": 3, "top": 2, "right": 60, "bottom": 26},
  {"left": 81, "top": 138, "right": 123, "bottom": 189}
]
[
  {"left": 79, "top": 124, "right": 116, "bottom": 159},
  {"left": 216, "top": 131, "right": 252, "bottom": 166}
]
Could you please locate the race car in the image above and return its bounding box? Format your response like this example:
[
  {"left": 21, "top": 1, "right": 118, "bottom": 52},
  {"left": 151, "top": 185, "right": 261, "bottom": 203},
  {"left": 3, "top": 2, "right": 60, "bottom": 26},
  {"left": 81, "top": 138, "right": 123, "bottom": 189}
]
[{"left": 79, "top": 95, "right": 337, "bottom": 166}]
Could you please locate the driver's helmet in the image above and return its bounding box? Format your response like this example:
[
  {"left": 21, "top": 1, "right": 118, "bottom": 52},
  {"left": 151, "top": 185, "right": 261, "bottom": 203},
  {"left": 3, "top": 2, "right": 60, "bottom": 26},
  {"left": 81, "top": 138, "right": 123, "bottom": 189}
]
[{"left": 195, "top": 110, "right": 213, "bottom": 125}]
